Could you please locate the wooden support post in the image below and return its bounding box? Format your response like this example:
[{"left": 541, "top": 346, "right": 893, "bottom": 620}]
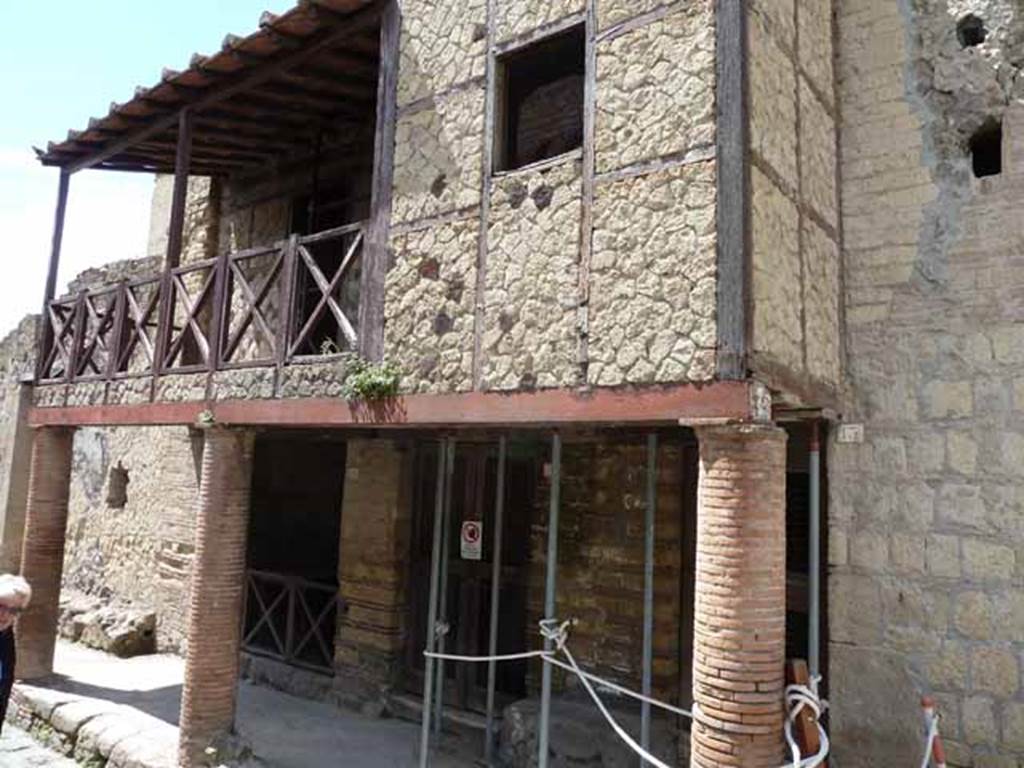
[
  {"left": 167, "top": 108, "right": 194, "bottom": 272},
  {"left": 37, "top": 170, "right": 71, "bottom": 381},
  {"left": 359, "top": 0, "right": 400, "bottom": 362},
  {"left": 714, "top": 0, "right": 750, "bottom": 379},
  {"left": 153, "top": 109, "right": 194, "bottom": 388}
]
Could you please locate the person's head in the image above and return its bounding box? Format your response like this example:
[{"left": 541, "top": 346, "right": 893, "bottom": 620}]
[{"left": 0, "top": 575, "right": 31, "bottom": 631}]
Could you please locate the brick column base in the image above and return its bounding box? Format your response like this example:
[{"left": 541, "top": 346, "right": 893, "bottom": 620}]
[
  {"left": 17, "top": 427, "right": 74, "bottom": 679},
  {"left": 178, "top": 429, "right": 254, "bottom": 767},
  {"left": 690, "top": 424, "right": 787, "bottom": 768}
]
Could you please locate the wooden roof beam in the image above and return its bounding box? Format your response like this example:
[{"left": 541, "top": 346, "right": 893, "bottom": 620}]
[{"left": 63, "top": 0, "right": 386, "bottom": 174}]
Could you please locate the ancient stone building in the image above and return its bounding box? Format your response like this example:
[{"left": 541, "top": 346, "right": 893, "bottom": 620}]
[{"left": 0, "top": 0, "right": 1021, "bottom": 766}]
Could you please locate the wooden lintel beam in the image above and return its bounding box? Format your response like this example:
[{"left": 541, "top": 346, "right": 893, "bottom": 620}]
[
  {"left": 28, "top": 380, "right": 756, "bottom": 429},
  {"left": 63, "top": 0, "right": 386, "bottom": 173}
]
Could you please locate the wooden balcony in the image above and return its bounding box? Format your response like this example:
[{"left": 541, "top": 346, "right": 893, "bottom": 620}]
[{"left": 38, "top": 222, "right": 366, "bottom": 390}]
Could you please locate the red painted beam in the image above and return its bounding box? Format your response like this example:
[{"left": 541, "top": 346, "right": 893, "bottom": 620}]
[{"left": 28, "top": 381, "right": 753, "bottom": 429}]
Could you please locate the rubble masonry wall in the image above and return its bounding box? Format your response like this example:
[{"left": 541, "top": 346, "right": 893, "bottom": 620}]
[{"left": 387, "top": 0, "right": 718, "bottom": 394}]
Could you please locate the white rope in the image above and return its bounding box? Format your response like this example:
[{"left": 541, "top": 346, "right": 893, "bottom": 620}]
[
  {"left": 423, "top": 618, "right": 830, "bottom": 768},
  {"left": 424, "top": 648, "right": 549, "bottom": 663},
  {"left": 782, "top": 678, "right": 830, "bottom": 768},
  {"left": 537, "top": 619, "right": 675, "bottom": 768}
]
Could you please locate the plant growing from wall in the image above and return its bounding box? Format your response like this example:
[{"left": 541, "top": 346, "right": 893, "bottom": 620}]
[{"left": 320, "top": 340, "right": 401, "bottom": 401}]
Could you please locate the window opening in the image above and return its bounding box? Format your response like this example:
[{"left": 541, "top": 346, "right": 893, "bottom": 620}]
[
  {"left": 957, "top": 14, "right": 987, "bottom": 47},
  {"left": 497, "top": 25, "right": 585, "bottom": 171},
  {"left": 970, "top": 119, "right": 1002, "bottom": 178}
]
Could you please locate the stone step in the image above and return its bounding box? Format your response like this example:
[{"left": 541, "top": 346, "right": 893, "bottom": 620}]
[{"left": 385, "top": 692, "right": 497, "bottom": 757}]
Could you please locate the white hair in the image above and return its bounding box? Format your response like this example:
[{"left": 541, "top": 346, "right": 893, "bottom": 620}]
[{"left": 0, "top": 574, "right": 31, "bottom": 607}]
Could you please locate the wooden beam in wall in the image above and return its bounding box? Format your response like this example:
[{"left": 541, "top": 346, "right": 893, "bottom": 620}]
[
  {"left": 358, "top": 0, "right": 399, "bottom": 362},
  {"left": 714, "top": 0, "right": 750, "bottom": 380}
]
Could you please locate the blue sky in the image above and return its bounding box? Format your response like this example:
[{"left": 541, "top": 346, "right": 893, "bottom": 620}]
[{"left": 0, "top": 1, "right": 294, "bottom": 335}]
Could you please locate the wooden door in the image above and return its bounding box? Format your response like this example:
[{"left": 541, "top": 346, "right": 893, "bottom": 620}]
[{"left": 406, "top": 441, "right": 538, "bottom": 713}]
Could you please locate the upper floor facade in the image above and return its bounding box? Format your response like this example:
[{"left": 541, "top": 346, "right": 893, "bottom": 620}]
[{"left": 30, "top": 0, "right": 841, "bottom": 426}]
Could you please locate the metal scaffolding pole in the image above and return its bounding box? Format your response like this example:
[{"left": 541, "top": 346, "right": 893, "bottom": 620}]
[
  {"left": 419, "top": 438, "right": 453, "bottom": 768},
  {"left": 640, "top": 433, "right": 658, "bottom": 762},
  {"left": 484, "top": 436, "right": 507, "bottom": 764},
  {"left": 433, "top": 439, "right": 455, "bottom": 735},
  {"left": 808, "top": 422, "right": 822, "bottom": 678},
  {"left": 538, "top": 432, "right": 562, "bottom": 768}
]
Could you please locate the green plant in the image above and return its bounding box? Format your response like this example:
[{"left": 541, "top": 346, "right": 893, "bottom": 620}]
[{"left": 339, "top": 352, "right": 401, "bottom": 401}]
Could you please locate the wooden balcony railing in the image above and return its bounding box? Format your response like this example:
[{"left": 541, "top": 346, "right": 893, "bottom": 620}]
[
  {"left": 37, "top": 222, "right": 365, "bottom": 385},
  {"left": 242, "top": 569, "right": 345, "bottom": 675}
]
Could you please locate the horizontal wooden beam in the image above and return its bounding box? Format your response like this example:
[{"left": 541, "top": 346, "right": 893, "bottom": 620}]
[{"left": 28, "top": 381, "right": 755, "bottom": 429}]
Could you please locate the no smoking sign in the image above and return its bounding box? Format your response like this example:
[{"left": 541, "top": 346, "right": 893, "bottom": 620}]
[{"left": 460, "top": 520, "right": 483, "bottom": 560}]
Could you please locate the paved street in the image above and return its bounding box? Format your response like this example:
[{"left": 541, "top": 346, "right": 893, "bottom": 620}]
[{"left": 0, "top": 725, "right": 77, "bottom": 767}]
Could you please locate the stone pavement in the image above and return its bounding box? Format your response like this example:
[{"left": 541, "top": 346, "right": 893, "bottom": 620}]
[
  {"left": 7, "top": 640, "right": 478, "bottom": 767},
  {"left": 0, "top": 725, "right": 78, "bottom": 767}
]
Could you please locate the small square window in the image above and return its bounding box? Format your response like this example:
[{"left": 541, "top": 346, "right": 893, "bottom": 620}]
[
  {"left": 496, "top": 25, "right": 585, "bottom": 171},
  {"left": 969, "top": 119, "right": 1002, "bottom": 178}
]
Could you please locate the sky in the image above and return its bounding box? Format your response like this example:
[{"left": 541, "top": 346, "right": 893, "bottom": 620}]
[{"left": 0, "top": 1, "right": 294, "bottom": 336}]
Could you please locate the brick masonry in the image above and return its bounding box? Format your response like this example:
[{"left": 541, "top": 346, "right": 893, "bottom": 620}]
[
  {"left": 335, "top": 438, "right": 412, "bottom": 705},
  {"left": 690, "top": 424, "right": 787, "bottom": 768},
  {"left": 17, "top": 428, "right": 74, "bottom": 680},
  {"left": 178, "top": 428, "right": 254, "bottom": 767}
]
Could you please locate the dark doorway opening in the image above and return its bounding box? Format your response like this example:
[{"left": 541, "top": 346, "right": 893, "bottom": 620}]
[
  {"left": 405, "top": 440, "right": 543, "bottom": 713},
  {"left": 243, "top": 434, "right": 347, "bottom": 673}
]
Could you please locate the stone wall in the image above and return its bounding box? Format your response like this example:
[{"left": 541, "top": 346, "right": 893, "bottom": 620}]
[
  {"left": 62, "top": 426, "right": 202, "bottom": 653},
  {"left": 748, "top": 0, "right": 841, "bottom": 401},
  {"left": 387, "top": 0, "right": 718, "bottom": 394},
  {"left": 0, "top": 316, "right": 37, "bottom": 573},
  {"left": 830, "top": 1, "right": 1024, "bottom": 764}
]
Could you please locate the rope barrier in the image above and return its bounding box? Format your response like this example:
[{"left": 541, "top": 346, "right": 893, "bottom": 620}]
[{"left": 424, "top": 617, "right": 830, "bottom": 768}]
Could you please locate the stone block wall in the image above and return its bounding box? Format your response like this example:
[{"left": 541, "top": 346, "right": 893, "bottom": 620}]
[
  {"left": 830, "top": 1, "right": 1024, "bottom": 764},
  {"left": 386, "top": 0, "right": 718, "bottom": 395},
  {"left": 748, "top": 0, "right": 841, "bottom": 400},
  {"left": 0, "top": 317, "right": 37, "bottom": 573},
  {"left": 62, "top": 426, "right": 202, "bottom": 653}
]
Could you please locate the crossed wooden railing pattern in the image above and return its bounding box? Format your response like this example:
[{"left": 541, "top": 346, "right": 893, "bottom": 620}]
[
  {"left": 37, "top": 222, "right": 365, "bottom": 383},
  {"left": 242, "top": 569, "right": 345, "bottom": 674}
]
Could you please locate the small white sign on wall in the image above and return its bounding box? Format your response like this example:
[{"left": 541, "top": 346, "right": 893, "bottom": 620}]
[
  {"left": 461, "top": 520, "right": 483, "bottom": 561},
  {"left": 837, "top": 423, "right": 865, "bottom": 444}
]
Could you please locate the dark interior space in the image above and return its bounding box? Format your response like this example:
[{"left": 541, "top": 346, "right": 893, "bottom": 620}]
[
  {"left": 970, "top": 119, "right": 1002, "bottom": 178},
  {"left": 247, "top": 434, "right": 346, "bottom": 582},
  {"left": 243, "top": 433, "right": 347, "bottom": 672},
  {"left": 498, "top": 25, "right": 585, "bottom": 170}
]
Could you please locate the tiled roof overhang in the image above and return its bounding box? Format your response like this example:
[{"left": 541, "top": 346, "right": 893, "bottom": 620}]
[{"left": 36, "top": 0, "right": 382, "bottom": 176}]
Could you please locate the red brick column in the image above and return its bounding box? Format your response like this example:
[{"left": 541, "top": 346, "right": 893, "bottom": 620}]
[
  {"left": 17, "top": 427, "right": 74, "bottom": 679},
  {"left": 178, "top": 428, "right": 254, "bottom": 767},
  {"left": 690, "top": 424, "right": 787, "bottom": 768}
]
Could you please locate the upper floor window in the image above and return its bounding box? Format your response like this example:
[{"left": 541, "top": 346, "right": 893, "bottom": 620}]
[{"left": 497, "top": 25, "right": 585, "bottom": 171}]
